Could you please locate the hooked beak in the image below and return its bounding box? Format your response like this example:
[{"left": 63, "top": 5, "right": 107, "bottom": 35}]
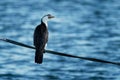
[{"left": 48, "top": 15, "right": 55, "bottom": 19}]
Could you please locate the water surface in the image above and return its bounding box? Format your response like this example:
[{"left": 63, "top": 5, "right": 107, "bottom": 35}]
[{"left": 0, "top": 0, "right": 120, "bottom": 80}]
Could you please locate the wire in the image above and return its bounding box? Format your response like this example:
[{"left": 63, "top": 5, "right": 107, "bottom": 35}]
[{"left": 0, "top": 38, "right": 120, "bottom": 66}]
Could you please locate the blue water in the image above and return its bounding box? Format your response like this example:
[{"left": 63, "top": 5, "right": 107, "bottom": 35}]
[{"left": 0, "top": 0, "right": 120, "bottom": 80}]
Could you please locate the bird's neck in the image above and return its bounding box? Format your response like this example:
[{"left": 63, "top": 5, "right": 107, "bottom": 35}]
[{"left": 41, "top": 17, "right": 48, "bottom": 27}]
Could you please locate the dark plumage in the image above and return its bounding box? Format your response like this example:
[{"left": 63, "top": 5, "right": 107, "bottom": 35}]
[
  {"left": 34, "top": 22, "right": 48, "bottom": 64},
  {"left": 33, "top": 14, "right": 54, "bottom": 64}
]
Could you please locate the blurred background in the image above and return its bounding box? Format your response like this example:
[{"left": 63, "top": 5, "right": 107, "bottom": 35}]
[{"left": 0, "top": 0, "right": 120, "bottom": 80}]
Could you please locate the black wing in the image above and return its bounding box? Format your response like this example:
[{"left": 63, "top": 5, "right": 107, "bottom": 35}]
[{"left": 34, "top": 24, "right": 48, "bottom": 51}]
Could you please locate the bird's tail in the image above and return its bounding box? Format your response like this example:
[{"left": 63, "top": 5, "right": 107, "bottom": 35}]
[{"left": 35, "top": 50, "right": 43, "bottom": 64}]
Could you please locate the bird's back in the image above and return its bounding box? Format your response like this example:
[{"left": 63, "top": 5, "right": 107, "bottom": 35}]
[{"left": 34, "top": 22, "right": 48, "bottom": 51}]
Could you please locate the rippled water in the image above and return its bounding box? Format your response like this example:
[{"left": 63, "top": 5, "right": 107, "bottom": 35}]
[{"left": 0, "top": 0, "right": 120, "bottom": 80}]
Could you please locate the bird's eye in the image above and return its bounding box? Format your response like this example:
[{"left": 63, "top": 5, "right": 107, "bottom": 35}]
[{"left": 48, "top": 16, "right": 51, "bottom": 19}]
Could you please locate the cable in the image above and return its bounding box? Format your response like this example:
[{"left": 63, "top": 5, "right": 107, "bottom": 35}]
[{"left": 0, "top": 38, "right": 120, "bottom": 66}]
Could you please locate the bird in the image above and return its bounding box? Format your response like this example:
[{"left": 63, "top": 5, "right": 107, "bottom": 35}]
[{"left": 33, "top": 14, "right": 54, "bottom": 64}]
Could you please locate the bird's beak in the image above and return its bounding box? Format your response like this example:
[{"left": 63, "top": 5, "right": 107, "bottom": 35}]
[{"left": 48, "top": 15, "right": 55, "bottom": 19}]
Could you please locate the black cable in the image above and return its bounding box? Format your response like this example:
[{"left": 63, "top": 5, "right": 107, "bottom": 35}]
[{"left": 0, "top": 38, "right": 120, "bottom": 66}]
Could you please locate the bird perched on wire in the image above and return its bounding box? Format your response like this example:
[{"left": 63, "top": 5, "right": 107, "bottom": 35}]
[{"left": 33, "top": 14, "right": 54, "bottom": 64}]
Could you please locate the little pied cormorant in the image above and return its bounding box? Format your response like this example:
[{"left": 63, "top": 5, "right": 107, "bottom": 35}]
[{"left": 33, "top": 14, "right": 54, "bottom": 64}]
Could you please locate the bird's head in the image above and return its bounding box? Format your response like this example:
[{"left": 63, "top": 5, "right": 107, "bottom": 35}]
[{"left": 41, "top": 14, "right": 54, "bottom": 25}]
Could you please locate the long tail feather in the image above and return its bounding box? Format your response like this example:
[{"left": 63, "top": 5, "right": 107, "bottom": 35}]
[{"left": 35, "top": 50, "right": 43, "bottom": 64}]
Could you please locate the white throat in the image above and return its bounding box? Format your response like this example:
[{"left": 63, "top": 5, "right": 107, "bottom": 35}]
[{"left": 42, "top": 16, "right": 48, "bottom": 27}]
